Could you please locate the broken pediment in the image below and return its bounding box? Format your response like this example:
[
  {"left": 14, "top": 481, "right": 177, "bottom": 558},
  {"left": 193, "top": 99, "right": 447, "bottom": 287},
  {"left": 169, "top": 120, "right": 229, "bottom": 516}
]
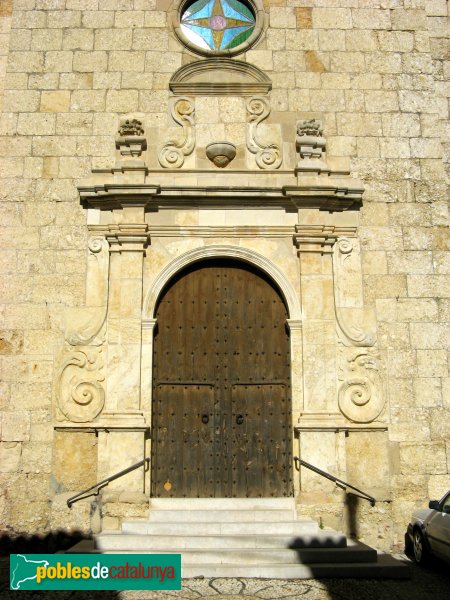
[{"left": 169, "top": 59, "right": 272, "bottom": 96}]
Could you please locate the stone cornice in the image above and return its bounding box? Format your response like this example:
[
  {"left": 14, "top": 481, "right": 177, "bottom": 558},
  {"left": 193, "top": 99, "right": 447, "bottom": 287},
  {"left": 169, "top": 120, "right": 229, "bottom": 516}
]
[{"left": 79, "top": 181, "right": 363, "bottom": 212}]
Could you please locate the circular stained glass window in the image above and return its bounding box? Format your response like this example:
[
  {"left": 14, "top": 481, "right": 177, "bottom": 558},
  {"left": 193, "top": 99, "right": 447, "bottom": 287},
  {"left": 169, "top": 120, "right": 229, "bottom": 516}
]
[{"left": 175, "top": 0, "right": 262, "bottom": 56}]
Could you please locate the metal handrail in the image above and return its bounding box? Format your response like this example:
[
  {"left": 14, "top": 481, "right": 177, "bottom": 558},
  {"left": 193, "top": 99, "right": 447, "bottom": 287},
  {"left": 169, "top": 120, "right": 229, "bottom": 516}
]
[
  {"left": 294, "top": 456, "right": 376, "bottom": 507},
  {"left": 67, "top": 457, "right": 150, "bottom": 508}
]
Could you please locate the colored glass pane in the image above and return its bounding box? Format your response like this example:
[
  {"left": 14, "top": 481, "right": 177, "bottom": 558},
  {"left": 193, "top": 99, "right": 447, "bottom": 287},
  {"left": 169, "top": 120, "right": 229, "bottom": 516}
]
[{"left": 180, "top": 0, "right": 256, "bottom": 52}]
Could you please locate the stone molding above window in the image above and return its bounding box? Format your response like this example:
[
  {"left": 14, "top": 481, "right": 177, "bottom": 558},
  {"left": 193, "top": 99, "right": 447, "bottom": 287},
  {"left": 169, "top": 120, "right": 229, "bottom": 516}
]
[{"left": 169, "top": 58, "right": 272, "bottom": 96}]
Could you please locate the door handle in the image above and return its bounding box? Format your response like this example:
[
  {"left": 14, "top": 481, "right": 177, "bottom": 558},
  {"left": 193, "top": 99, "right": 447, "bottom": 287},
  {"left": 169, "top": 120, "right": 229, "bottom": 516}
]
[
  {"left": 236, "top": 414, "right": 244, "bottom": 425},
  {"left": 201, "top": 414, "right": 209, "bottom": 424}
]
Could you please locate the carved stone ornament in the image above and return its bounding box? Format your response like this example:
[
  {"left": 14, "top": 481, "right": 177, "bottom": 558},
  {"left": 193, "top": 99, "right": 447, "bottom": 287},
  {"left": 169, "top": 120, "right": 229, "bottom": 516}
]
[
  {"left": 115, "top": 118, "right": 147, "bottom": 158},
  {"left": 246, "top": 97, "right": 282, "bottom": 170},
  {"left": 297, "top": 119, "right": 323, "bottom": 138},
  {"left": 159, "top": 97, "right": 195, "bottom": 168},
  {"left": 57, "top": 347, "right": 105, "bottom": 423},
  {"left": 296, "top": 118, "right": 328, "bottom": 173},
  {"left": 333, "top": 237, "right": 377, "bottom": 347},
  {"left": 338, "top": 350, "right": 385, "bottom": 423},
  {"left": 206, "top": 141, "right": 236, "bottom": 168},
  {"left": 65, "top": 237, "right": 108, "bottom": 346},
  {"left": 56, "top": 236, "right": 109, "bottom": 423}
]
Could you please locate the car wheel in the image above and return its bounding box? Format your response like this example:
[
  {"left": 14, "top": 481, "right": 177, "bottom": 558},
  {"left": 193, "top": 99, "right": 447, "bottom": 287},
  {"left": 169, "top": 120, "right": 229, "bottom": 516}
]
[{"left": 413, "top": 528, "right": 428, "bottom": 565}]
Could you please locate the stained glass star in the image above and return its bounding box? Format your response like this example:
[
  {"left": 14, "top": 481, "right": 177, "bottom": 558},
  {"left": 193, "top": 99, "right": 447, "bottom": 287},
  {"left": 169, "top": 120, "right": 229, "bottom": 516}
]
[{"left": 181, "top": 0, "right": 255, "bottom": 51}]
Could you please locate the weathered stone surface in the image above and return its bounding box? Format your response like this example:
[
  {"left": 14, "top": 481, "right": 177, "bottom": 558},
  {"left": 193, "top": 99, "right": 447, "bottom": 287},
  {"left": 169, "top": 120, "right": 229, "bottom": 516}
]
[
  {"left": 400, "top": 442, "right": 447, "bottom": 475},
  {"left": 1, "top": 410, "right": 30, "bottom": 441},
  {"left": 52, "top": 431, "right": 97, "bottom": 492},
  {"left": 0, "top": 0, "right": 448, "bottom": 549}
]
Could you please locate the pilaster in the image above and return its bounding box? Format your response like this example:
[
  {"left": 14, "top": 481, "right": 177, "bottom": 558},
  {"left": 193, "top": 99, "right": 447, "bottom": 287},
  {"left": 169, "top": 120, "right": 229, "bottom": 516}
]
[{"left": 102, "top": 224, "right": 150, "bottom": 423}]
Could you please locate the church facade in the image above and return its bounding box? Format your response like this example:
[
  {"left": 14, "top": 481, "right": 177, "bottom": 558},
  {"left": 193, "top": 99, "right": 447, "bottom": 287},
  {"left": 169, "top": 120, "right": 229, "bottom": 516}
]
[{"left": 0, "top": 0, "right": 448, "bottom": 552}]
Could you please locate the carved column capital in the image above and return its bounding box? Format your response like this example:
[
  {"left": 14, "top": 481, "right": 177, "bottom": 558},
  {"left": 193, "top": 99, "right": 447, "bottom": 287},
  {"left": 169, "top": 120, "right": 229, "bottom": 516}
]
[
  {"left": 105, "top": 224, "right": 150, "bottom": 254},
  {"left": 286, "top": 319, "right": 303, "bottom": 331},
  {"left": 293, "top": 225, "right": 357, "bottom": 254},
  {"left": 293, "top": 225, "right": 337, "bottom": 254}
]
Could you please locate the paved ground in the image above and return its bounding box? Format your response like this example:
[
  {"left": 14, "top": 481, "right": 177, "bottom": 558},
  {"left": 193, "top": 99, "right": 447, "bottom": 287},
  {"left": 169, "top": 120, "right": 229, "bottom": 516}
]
[{"left": 1, "top": 554, "right": 449, "bottom": 599}]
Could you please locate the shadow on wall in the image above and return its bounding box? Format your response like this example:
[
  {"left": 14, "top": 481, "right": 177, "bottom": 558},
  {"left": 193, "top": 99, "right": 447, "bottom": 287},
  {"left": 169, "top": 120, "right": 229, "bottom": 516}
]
[
  {"left": 0, "top": 529, "right": 90, "bottom": 556},
  {"left": 345, "top": 493, "right": 360, "bottom": 540}
]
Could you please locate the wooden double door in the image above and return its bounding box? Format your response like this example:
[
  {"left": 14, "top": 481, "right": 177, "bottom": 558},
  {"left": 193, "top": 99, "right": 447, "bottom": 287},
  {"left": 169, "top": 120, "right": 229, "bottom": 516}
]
[{"left": 151, "top": 259, "right": 292, "bottom": 497}]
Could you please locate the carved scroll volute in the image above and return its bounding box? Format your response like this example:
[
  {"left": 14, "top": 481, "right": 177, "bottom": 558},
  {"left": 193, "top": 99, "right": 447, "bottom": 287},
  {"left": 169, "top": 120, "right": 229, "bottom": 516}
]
[
  {"left": 56, "top": 236, "right": 109, "bottom": 423},
  {"left": 333, "top": 237, "right": 376, "bottom": 347},
  {"left": 158, "top": 97, "right": 195, "bottom": 168},
  {"left": 65, "top": 237, "right": 109, "bottom": 347},
  {"left": 246, "top": 96, "right": 282, "bottom": 169},
  {"left": 57, "top": 348, "right": 105, "bottom": 423},
  {"left": 338, "top": 350, "right": 386, "bottom": 423}
]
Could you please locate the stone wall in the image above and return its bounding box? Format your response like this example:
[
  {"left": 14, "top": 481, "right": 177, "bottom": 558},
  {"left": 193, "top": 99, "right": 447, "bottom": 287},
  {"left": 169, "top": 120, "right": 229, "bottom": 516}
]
[{"left": 0, "top": 0, "right": 448, "bottom": 552}]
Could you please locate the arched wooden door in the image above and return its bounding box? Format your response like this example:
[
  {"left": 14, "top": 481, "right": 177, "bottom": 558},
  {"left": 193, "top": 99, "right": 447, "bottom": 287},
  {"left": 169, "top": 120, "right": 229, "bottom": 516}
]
[{"left": 151, "top": 259, "right": 292, "bottom": 497}]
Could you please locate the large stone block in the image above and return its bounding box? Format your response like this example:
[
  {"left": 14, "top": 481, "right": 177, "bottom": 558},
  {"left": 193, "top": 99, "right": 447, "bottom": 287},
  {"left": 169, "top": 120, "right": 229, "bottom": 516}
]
[
  {"left": 352, "top": 9, "right": 391, "bottom": 30},
  {"left": 52, "top": 431, "right": 97, "bottom": 492},
  {"left": 73, "top": 50, "right": 107, "bottom": 72},
  {"left": 144, "top": 10, "right": 166, "bottom": 27},
  {"left": 0, "top": 442, "right": 22, "bottom": 472},
  {"left": 132, "top": 27, "right": 168, "bottom": 50},
  {"left": 365, "top": 90, "right": 399, "bottom": 112},
  {"left": 391, "top": 9, "right": 427, "bottom": 31},
  {"left": 399, "top": 441, "right": 446, "bottom": 475},
  {"left": 270, "top": 7, "right": 296, "bottom": 29},
  {"left": 346, "top": 431, "right": 391, "bottom": 498},
  {"left": 410, "top": 322, "right": 450, "bottom": 350},
  {"left": 95, "top": 28, "right": 133, "bottom": 50},
  {"left": 1, "top": 410, "right": 30, "bottom": 441},
  {"left": 331, "top": 51, "right": 366, "bottom": 73},
  {"left": 408, "top": 275, "right": 450, "bottom": 298},
  {"left": 387, "top": 250, "right": 433, "bottom": 274},
  {"left": 44, "top": 51, "right": 73, "bottom": 73},
  {"left": 319, "top": 29, "right": 345, "bottom": 51},
  {"left": 378, "top": 31, "right": 414, "bottom": 52},
  {"left": 7, "top": 52, "right": 44, "bottom": 73},
  {"left": 115, "top": 10, "right": 145, "bottom": 29},
  {"left": 312, "top": 8, "right": 352, "bottom": 29},
  {"left": 109, "top": 50, "right": 145, "bottom": 72},
  {"left": 31, "top": 29, "right": 63, "bottom": 51},
  {"left": 346, "top": 30, "right": 378, "bottom": 51},
  {"left": 82, "top": 11, "right": 115, "bottom": 29},
  {"left": 414, "top": 377, "right": 442, "bottom": 408},
  {"left": 286, "top": 29, "right": 318, "bottom": 51},
  {"left": 0, "top": 329, "right": 23, "bottom": 355},
  {"left": 12, "top": 10, "right": 46, "bottom": 29},
  {"left": 40, "top": 91, "right": 71, "bottom": 113}
]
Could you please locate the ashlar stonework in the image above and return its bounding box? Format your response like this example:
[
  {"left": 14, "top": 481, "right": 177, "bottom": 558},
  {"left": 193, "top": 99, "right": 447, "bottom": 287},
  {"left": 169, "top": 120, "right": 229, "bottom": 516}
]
[{"left": 0, "top": 0, "right": 448, "bottom": 555}]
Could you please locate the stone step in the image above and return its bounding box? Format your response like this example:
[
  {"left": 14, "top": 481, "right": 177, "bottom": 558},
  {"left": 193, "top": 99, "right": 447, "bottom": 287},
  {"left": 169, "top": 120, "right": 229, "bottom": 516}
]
[
  {"left": 149, "top": 498, "right": 295, "bottom": 510},
  {"left": 147, "top": 508, "right": 296, "bottom": 523},
  {"left": 65, "top": 542, "right": 409, "bottom": 579},
  {"left": 180, "top": 554, "right": 410, "bottom": 579},
  {"left": 97, "top": 544, "right": 376, "bottom": 565},
  {"left": 121, "top": 519, "right": 319, "bottom": 536},
  {"left": 96, "top": 531, "right": 347, "bottom": 551}
]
